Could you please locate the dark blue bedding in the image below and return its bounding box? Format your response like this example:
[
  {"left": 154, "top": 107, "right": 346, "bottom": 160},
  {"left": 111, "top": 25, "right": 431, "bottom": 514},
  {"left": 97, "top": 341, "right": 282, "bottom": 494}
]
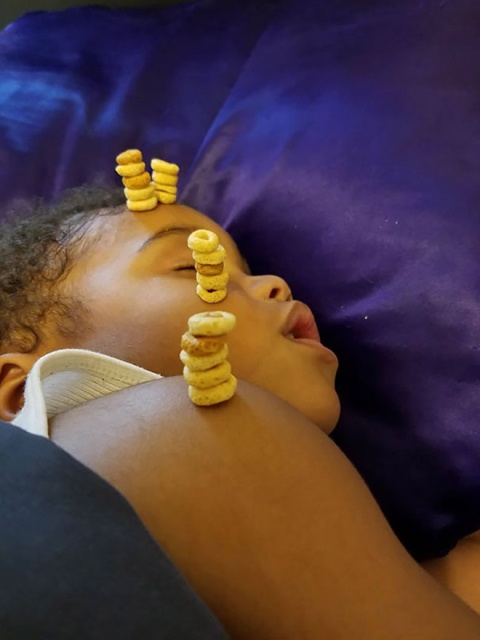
[{"left": 0, "top": 0, "right": 479, "bottom": 561}]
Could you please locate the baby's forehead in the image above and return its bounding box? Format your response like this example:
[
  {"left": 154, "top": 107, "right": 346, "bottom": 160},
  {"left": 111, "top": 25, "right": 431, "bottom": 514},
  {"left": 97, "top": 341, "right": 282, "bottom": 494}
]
[
  {"left": 84, "top": 203, "right": 196, "bottom": 237},
  {"left": 84, "top": 203, "right": 230, "bottom": 251},
  {"left": 75, "top": 203, "right": 248, "bottom": 273}
]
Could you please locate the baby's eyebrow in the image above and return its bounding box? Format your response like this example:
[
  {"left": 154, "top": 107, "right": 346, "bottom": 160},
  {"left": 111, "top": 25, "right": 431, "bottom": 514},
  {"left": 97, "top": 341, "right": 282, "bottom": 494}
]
[{"left": 137, "top": 226, "right": 199, "bottom": 253}]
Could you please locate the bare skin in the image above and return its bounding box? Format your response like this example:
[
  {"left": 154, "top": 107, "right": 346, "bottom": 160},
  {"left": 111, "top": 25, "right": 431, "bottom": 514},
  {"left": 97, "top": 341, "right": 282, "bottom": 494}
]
[
  {"left": 50, "top": 377, "right": 480, "bottom": 639},
  {"left": 422, "top": 532, "right": 480, "bottom": 615}
]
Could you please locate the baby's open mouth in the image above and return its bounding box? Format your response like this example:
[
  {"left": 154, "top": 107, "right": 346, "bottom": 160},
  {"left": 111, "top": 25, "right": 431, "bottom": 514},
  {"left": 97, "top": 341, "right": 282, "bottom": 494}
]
[{"left": 282, "top": 302, "right": 321, "bottom": 343}]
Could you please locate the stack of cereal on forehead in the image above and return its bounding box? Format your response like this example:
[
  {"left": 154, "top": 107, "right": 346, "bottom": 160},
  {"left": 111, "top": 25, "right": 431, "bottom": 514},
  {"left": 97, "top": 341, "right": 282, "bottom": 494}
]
[
  {"left": 151, "top": 158, "right": 179, "bottom": 204},
  {"left": 116, "top": 149, "right": 157, "bottom": 212},
  {"left": 115, "top": 149, "right": 179, "bottom": 212}
]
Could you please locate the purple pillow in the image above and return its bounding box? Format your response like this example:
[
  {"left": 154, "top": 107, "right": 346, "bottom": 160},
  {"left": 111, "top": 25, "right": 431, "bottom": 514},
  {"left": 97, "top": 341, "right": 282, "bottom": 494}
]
[
  {"left": 182, "top": 0, "right": 480, "bottom": 559},
  {"left": 0, "top": 0, "right": 479, "bottom": 560},
  {"left": 0, "top": 1, "right": 277, "bottom": 204}
]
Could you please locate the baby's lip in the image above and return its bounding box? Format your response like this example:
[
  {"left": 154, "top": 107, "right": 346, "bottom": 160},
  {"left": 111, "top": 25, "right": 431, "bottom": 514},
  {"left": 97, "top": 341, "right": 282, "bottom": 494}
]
[{"left": 282, "top": 301, "right": 321, "bottom": 342}]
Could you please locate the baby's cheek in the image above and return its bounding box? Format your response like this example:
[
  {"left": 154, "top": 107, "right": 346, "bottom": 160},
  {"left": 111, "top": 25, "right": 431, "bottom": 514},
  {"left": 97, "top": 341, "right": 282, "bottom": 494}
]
[
  {"left": 153, "top": 335, "right": 185, "bottom": 376},
  {"left": 228, "top": 333, "right": 270, "bottom": 381},
  {"left": 130, "top": 326, "right": 180, "bottom": 376}
]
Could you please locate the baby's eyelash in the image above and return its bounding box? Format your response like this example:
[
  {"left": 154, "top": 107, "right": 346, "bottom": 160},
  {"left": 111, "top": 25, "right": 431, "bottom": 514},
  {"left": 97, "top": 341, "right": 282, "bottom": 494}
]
[{"left": 174, "top": 264, "right": 196, "bottom": 271}]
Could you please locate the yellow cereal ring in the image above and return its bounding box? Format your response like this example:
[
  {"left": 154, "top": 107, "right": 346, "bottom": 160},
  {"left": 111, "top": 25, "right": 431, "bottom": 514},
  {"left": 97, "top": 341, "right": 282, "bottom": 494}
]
[
  {"left": 196, "top": 272, "right": 229, "bottom": 291},
  {"left": 179, "top": 344, "right": 229, "bottom": 371},
  {"left": 155, "top": 191, "right": 177, "bottom": 204},
  {"left": 115, "top": 162, "right": 146, "bottom": 178},
  {"left": 188, "top": 375, "right": 237, "bottom": 406},
  {"left": 122, "top": 172, "right": 152, "bottom": 189},
  {"left": 187, "top": 229, "right": 219, "bottom": 253},
  {"left": 192, "top": 246, "right": 226, "bottom": 265},
  {"left": 124, "top": 184, "right": 156, "bottom": 201},
  {"left": 183, "top": 361, "right": 231, "bottom": 388},
  {"left": 151, "top": 158, "right": 180, "bottom": 175},
  {"left": 181, "top": 332, "right": 226, "bottom": 356},
  {"left": 116, "top": 149, "right": 143, "bottom": 165},
  {"left": 154, "top": 184, "right": 177, "bottom": 195},
  {"left": 188, "top": 311, "right": 236, "bottom": 336},
  {"left": 195, "top": 262, "right": 224, "bottom": 276},
  {"left": 152, "top": 171, "right": 178, "bottom": 186},
  {"left": 126, "top": 196, "right": 158, "bottom": 212},
  {"left": 196, "top": 286, "right": 227, "bottom": 303}
]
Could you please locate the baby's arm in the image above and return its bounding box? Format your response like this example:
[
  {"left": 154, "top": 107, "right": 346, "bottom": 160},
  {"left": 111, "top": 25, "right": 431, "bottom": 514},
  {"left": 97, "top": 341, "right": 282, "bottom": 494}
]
[
  {"left": 422, "top": 532, "right": 480, "bottom": 615},
  {"left": 50, "top": 377, "right": 480, "bottom": 640}
]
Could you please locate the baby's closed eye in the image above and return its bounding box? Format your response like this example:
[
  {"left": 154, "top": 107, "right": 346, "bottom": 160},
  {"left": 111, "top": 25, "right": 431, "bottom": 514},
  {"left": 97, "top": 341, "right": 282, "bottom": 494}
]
[{"left": 174, "top": 264, "right": 196, "bottom": 271}]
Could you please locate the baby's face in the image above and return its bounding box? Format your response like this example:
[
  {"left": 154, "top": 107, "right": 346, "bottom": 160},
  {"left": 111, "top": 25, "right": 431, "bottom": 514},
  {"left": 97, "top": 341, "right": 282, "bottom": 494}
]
[{"left": 61, "top": 204, "right": 340, "bottom": 433}]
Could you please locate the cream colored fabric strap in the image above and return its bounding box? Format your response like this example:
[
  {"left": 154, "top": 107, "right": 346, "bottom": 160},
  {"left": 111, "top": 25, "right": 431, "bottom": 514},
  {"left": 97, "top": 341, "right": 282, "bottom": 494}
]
[{"left": 13, "top": 349, "right": 161, "bottom": 438}]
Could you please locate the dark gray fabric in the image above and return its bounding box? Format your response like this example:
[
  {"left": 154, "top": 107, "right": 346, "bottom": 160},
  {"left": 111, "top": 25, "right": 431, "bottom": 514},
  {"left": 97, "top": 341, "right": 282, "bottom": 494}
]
[{"left": 0, "top": 420, "right": 228, "bottom": 640}]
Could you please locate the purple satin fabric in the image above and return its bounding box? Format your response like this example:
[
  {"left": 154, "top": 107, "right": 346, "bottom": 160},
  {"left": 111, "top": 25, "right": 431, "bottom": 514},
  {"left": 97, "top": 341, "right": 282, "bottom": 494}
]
[
  {"left": 0, "top": 1, "right": 278, "bottom": 202},
  {"left": 0, "top": 0, "right": 479, "bottom": 560}
]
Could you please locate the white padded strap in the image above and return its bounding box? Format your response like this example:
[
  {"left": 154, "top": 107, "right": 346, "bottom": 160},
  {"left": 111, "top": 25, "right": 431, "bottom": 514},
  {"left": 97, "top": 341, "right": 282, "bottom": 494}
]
[{"left": 13, "top": 349, "right": 161, "bottom": 438}]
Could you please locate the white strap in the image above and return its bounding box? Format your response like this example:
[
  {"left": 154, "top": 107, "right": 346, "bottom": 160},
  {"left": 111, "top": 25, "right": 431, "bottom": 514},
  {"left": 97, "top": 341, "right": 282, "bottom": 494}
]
[{"left": 13, "top": 349, "right": 161, "bottom": 438}]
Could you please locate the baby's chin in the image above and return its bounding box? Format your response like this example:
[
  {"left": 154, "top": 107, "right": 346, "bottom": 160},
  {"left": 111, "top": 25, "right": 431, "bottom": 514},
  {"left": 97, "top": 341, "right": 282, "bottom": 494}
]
[
  {"left": 309, "top": 379, "right": 341, "bottom": 434},
  {"left": 317, "top": 399, "right": 341, "bottom": 435},
  {"left": 254, "top": 375, "right": 341, "bottom": 435},
  {"left": 292, "top": 389, "right": 341, "bottom": 435}
]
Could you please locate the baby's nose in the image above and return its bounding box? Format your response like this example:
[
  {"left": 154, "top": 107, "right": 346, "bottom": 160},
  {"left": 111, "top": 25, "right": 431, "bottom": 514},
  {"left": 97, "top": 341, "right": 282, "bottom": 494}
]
[{"left": 245, "top": 274, "right": 292, "bottom": 302}]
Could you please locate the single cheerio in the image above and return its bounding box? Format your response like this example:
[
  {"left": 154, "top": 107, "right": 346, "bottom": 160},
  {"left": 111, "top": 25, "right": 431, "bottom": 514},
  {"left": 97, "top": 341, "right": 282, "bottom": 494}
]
[{"left": 188, "top": 311, "right": 236, "bottom": 336}]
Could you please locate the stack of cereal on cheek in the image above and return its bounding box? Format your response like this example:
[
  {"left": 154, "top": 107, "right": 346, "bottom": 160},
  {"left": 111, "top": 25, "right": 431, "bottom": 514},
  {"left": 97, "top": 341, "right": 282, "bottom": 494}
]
[{"left": 180, "top": 310, "right": 237, "bottom": 406}]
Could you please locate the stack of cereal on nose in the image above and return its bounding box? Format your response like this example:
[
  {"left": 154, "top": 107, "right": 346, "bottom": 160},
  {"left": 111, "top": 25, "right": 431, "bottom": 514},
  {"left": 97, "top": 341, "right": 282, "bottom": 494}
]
[
  {"left": 181, "top": 311, "right": 237, "bottom": 406},
  {"left": 151, "top": 158, "right": 179, "bottom": 204},
  {"left": 116, "top": 149, "right": 158, "bottom": 212},
  {"left": 188, "top": 230, "right": 228, "bottom": 303}
]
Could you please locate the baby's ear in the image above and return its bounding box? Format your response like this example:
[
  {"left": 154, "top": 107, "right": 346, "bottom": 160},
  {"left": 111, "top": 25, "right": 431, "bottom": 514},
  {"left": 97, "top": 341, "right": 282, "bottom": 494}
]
[{"left": 0, "top": 354, "right": 38, "bottom": 421}]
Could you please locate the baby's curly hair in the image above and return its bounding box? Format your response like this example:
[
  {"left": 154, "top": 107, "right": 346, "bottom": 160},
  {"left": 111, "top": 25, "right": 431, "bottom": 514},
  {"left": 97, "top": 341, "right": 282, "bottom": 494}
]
[{"left": 0, "top": 185, "right": 125, "bottom": 353}]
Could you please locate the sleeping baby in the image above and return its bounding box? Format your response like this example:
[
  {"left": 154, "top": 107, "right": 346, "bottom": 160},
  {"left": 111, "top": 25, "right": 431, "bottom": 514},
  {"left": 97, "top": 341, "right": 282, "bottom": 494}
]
[{"left": 0, "top": 152, "right": 478, "bottom": 640}]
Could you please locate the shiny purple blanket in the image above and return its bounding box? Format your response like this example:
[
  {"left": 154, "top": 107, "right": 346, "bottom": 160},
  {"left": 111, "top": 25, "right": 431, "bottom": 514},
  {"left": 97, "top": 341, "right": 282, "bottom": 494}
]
[{"left": 1, "top": 0, "right": 479, "bottom": 560}]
